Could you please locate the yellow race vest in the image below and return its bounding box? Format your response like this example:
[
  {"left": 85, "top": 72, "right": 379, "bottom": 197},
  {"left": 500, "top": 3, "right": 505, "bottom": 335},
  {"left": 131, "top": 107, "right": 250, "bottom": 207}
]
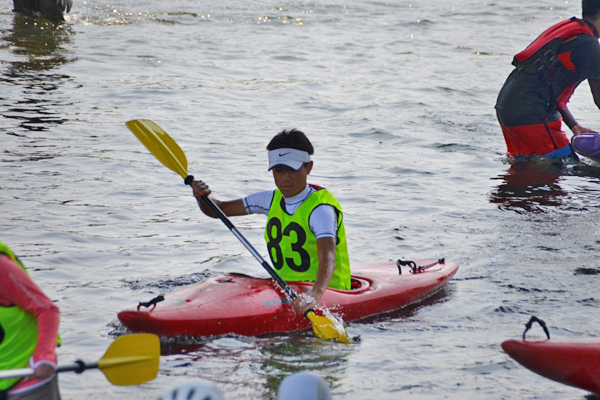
[
  {"left": 264, "top": 187, "right": 351, "bottom": 290},
  {"left": 0, "top": 242, "right": 59, "bottom": 391}
]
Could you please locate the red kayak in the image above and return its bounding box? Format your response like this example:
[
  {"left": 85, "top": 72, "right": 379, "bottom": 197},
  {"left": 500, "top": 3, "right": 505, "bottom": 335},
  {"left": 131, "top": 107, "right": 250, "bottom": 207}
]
[
  {"left": 118, "top": 259, "right": 458, "bottom": 337},
  {"left": 502, "top": 339, "right": 600, "bottom": 394}
]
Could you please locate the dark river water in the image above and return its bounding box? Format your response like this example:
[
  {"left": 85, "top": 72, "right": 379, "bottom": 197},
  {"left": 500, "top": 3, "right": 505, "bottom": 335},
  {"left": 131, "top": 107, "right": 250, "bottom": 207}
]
[{"left": 2, "top": 0, "right": 600, "bottom": 399}]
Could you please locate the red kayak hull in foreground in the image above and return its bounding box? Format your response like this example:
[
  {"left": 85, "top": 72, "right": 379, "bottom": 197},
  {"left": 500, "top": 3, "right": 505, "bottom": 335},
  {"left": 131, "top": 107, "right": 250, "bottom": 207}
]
[
  {"left": 118, "top": 259, "right": 458, "bottom": 337},
  {"left": 502, "top": 339, "right": 600, "bottom": 394}
]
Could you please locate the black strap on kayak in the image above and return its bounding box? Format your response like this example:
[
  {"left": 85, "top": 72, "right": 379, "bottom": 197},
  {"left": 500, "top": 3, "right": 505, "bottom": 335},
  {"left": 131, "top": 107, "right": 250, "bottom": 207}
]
[
  {"left": 396, "top": 259, "right": 416, "bottom": 274},
  {"left": 396, "top": 258, "right": 445, "bottom": 274},
  {"left": 137, "top": 294, "right": 165, "bottom": 310},
  {"left": 522, "top": 316, "right": 550, "bottom": 340}
]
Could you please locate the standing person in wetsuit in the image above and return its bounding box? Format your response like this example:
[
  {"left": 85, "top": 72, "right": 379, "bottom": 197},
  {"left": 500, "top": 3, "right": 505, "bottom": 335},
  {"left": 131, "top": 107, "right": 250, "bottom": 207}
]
[
  {"left": 496, "top": 0, "right": 600, "bottom": 158},
  {"left": 190, "top": 129, "right": 351, "bottom": 314}
]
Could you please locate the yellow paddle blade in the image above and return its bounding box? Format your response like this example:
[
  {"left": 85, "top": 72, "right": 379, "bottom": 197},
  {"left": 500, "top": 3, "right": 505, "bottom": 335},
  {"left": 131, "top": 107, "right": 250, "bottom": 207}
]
[
  {"left": 306, "top": 311, "right": 350, "bottom": 344},
  {"left": 126, "top": 119, "right": 189, "bottom": 180},
  {"left": 98, "top": 334, "right": 160, "bottom": 386}
]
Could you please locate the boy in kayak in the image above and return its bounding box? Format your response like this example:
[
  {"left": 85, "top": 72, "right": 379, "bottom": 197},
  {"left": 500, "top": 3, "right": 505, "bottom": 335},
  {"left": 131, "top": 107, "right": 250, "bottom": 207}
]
[
  {"left": 495, "top": 0, "right": 600, "bottom": 158},
  {"left": 191, "top": 129, "right": 351, "bottom": 314},
  {"left": 0, "top": 242, "right": 61, "bottom": 400}
]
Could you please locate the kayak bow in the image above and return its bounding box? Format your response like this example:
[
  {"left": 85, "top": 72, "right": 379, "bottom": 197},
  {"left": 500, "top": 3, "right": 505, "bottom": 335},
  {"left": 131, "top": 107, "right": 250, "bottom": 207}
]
[{"left": 503, "top": 338, "right": 600, "bottom": 394}]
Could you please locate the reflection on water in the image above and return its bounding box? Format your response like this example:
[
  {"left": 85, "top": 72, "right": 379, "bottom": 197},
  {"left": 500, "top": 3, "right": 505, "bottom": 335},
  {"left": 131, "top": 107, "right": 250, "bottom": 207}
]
[
  {"left": 490, "top": 158, "right": 600, "bottom": 213},
  {"left": 489, "top": 160, "right": 568, "bottom": 213},
  {"left": 157, "top": 333, "right": 350, "bottom": 400},
  {"left": 0, "top": 14, "right": 74, "bottom": 132},
  {"left": 258, "top": 337, "right": 348, "bottom": 399}
]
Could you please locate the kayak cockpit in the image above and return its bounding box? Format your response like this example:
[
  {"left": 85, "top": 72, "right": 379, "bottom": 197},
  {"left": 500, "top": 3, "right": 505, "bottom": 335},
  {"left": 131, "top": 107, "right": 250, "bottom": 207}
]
[{"left": 226, "top": 272, "right": 372, "bottom": 293}]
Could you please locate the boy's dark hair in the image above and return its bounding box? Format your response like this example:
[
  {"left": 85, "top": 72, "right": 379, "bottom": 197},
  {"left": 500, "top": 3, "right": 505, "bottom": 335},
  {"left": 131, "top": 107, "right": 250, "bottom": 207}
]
[
  {"left": 266, "top": 129, "right": 314, "bottom": 155},
  {"left": 583, "top": 0, "right": 600, "bottom": 19}
]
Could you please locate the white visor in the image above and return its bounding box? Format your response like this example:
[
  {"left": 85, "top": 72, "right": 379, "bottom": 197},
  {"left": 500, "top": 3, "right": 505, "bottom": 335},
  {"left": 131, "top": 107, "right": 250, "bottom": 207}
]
[{"left": 268, "top": 148, "right": 311, "bottom": 171}]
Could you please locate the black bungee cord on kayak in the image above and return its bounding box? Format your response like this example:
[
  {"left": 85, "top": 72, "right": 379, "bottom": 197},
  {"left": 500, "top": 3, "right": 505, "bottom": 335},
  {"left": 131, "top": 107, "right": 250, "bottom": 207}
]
[
  {"left": 522, "top": 316, "right": 550, "bottom": 340},
  {"left": 396, "top": 258, "right": 445, "bottom": 274},
  {"left": 396, "top": 260, "right": 416, "bottom": 274},
  {"left": 137, "top": 295, "right": 165, "bottom": 311}
]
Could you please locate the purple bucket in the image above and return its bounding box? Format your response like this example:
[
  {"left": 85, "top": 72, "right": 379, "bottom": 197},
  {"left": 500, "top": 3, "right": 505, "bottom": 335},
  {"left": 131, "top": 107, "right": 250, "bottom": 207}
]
[{"left": 571, "top": 133, "right": 600, "bottom": 160}]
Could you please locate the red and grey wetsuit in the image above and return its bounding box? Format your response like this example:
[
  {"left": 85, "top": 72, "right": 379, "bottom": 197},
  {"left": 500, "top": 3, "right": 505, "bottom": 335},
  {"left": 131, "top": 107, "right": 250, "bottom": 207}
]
[{"left": 495, "top": 17, "right": 600, "bottom": 157}]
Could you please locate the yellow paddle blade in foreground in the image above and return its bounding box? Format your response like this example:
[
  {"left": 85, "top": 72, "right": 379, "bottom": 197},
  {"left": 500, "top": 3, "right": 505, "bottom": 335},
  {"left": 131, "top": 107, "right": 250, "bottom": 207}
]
[
  {"left": 126, "top": 119, "right": 189, "bottom": 180},
  {"left": 98, "top": 333, "right": 160, "bottom": 386},
  {"left": 0, "top": 334, "right": 160, "bottom": 386},
  {"left": 307, "top": 311, "right": 350, "bottom": 344}
]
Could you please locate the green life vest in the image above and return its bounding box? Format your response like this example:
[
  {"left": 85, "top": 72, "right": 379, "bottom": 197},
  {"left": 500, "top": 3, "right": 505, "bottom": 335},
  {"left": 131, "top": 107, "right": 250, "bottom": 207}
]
[
  {"left": 264, "top": 187, "right": 351, "bottom": 290},
  {"left": 0, "top": 242, "right": 58, "bottom": 391}
]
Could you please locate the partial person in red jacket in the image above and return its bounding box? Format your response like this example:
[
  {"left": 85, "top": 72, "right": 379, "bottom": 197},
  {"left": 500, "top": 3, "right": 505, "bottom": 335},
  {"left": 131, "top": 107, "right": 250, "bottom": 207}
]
[
  {"left": 496, "top": 0, "right": 600, "bottom": 158},
  {"left": 0, "top": 242, "right": 61, "bottom": 400}
]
